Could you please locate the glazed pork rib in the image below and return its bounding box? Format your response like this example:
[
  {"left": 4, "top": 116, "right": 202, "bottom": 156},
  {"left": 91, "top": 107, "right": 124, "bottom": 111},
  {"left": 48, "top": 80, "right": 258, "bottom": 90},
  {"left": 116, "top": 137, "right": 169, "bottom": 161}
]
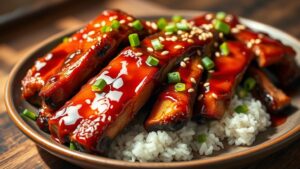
[
  {"left": 39, "top": 10, "right": 156, "bottom": 111},
  {"left": 193, "top": 13, "right": 299, "bottom": 86},
  {"left": 248, "top": 67, "right": 291, "bottom": 112},
  {"left": 145, "top": 55, "right": 203, "bottom": 131},
  {"left": 48, "top": 24, "right": 214, "bottom": 154},
  {"left": 194, "top": 41, "right": 253, "bottom": 120}
]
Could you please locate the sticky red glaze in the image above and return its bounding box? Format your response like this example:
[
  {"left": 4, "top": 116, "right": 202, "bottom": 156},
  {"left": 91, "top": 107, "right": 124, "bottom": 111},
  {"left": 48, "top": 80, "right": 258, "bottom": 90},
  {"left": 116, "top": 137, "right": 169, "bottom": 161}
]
[
  {"left": 271, "top": 114, "right": 288, "bottom": 126},
  {"left": 192, "top": 13, "right": 296, "bottom": 67},
  {"left": 145, "top": 56, "right": 203, "bottom": 131},
  {"left": 39, "top": 10, "right": 156, "bottom": 110},
  {"left": 195, "top": 41, "right": 253, "bottom": 120},
  {"left": 21, "top": 10, "right": 124, "bottom": 104},
  {"left": 48, "top": 27, "right": 213, "bottom": 153}
]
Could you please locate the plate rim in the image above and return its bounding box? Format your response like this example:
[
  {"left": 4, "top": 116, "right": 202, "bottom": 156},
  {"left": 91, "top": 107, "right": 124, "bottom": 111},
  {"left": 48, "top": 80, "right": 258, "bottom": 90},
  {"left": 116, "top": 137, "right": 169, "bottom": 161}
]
[{"left": 4, "top": 10, "right": 300, "bottom": 168}]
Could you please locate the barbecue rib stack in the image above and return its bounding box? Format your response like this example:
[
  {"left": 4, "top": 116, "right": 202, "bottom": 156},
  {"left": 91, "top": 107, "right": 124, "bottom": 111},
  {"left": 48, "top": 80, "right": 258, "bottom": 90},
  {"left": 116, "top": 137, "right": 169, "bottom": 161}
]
[{"left": 21, "top": 10, "right": 299, "bottom": 154}]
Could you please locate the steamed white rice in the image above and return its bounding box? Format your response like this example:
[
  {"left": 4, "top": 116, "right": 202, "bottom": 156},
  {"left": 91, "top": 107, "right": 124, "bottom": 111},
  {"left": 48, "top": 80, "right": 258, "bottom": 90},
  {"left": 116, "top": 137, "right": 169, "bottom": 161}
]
[{"left": 109, "top": 95, "right": 271, "bottom": 162}]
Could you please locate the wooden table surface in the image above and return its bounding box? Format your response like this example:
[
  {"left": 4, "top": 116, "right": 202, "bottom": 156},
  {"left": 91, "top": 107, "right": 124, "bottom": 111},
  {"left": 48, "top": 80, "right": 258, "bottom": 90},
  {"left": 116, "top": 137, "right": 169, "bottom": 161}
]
[{"left": 0, "top": 0, "right": 299, "bottom": 168}]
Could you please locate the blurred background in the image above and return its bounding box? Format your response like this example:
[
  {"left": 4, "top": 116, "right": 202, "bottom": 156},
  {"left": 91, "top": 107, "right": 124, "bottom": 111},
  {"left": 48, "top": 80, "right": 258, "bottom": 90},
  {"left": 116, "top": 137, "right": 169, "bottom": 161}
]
[{"left": 0, "top": 0, "right": 299, "bottom": 168}]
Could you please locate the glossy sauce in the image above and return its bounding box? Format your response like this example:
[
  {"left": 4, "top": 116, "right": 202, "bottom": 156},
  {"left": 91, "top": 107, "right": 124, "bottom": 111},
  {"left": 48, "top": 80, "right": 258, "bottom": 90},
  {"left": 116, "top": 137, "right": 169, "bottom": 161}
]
[
  {"left": 39, "top": 10, "right": 156, "bottom": 110},
  {"left": 195, "top": 42, "right": 253, "bottom": 119},
  {"left": 271, "top": 114, "right": 287, "bottom": 126},
  {"left": 145, "top": 56, "right": 203, "bottom": 131},
  {"left": 49, "top": 25, "right": 213, "bottom": 153}
]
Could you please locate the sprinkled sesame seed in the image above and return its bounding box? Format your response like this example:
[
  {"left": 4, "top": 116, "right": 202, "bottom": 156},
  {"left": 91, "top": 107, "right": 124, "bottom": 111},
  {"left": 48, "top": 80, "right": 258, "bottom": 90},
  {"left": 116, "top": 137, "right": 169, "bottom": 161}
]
[
  {"left": 197, "top": 50, "right": 202, "bottom": 56},
  {"left": 165, "top": 32, "right": 173, "bottom": 35},
  {"left": 214, "top": 42, "right": 218, "bottom": 47},
  {"left": 204, "top": 82, "right": 209, "bottom": 87},
  {"left": 184, "top": 57, "right": 190, "bottom": 61},
  {"left": 171, "top": 36, "right": 178, "bottom": 41},
  {"left": 120, "top": 20, "right": 125, "bottom": 24},
  {"left": 94, "top": 23, "right": 101, "bottom": 28},
  {"left": 151, "top": 22, "right": 158, "bottom": 30},
  {"left": 198, "top": 94, "right": 204, "bottom": 100},
  {"left": 190, "top": 77, "right": 196, "bottom": 83},
  {"left": 177, "top": 30, "right": 183, "bottom": 35},
  {"left": 145, "top": 21, "right": 151, "bottom": 26},
  {"left": 174, "top": 45, "right": 183, "bottom": 49},
  {"left": 127, "top": 16, "right": 133, "bottom": 21},
  {"left": 188, "top": 88, "right": 195, "bottom": 93},
  {"left": 219, "top": 32, "right": 224, "bottom": 38},
  {"left": 159, "top": 36, "right": 165, "bottom": 41},
  {"left": 205, "top": 14, "right": 213, "bottom": 20},
  {"left": 255, "top": 39, "right": 261, "bottom": 44},
  {"left": 231, "top": 27, "right": 239, "bottom": 33},
  {"left": 180, "top": 61, "right": 187, "bottom": 67},
  {"left": 187, "top": 39, "right": 194, "bottom": 43},
  {"left": 236, "top": 24, "right": 246, "bottom": 30},
  {"left": 161, "top": 50, "right": 169, "bottom": 55},
  {"left": 135, "top": 52, "right": 143, "bottom": 57},
  {"left": 101, "top": 20, "right": 106, "bottom": 26},
  {"left": 212, "top": 93, "right": 218, "bottom": 99},
  {"left": 215, "top": 52, "right": 220, "bottom": 57},
  {"left": 147, "top": 47, "right": 154, "bottom": 52}
]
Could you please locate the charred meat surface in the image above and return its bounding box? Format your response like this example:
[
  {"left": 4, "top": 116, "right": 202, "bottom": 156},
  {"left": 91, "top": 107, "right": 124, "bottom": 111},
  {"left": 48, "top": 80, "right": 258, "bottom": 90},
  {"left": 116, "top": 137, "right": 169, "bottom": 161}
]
[
  {"left": 48, "top": 24, "right": 214, "bottom": 154},
  {"left": 248, "top": 67, "right": 291, "bottom": 112},
  {"left": 145, "top": 55, "right": 203, "bottom": 131},
  {"left": 194, "top": 41, "right": 253, "bottom": 120}
]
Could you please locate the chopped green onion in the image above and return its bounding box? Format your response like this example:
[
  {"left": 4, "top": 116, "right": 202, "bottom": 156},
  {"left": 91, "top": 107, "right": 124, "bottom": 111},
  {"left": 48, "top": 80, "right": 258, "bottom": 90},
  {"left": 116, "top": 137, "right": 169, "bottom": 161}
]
[
  {"left": 244, "top": 77, "right": 256, "bottom": 91},
  {"left": 176, "top": 22, "right": 189, "bottom": 31},
  {"left": 63, "top": 37, "right": 69, "bottom": 43},
  {"left": 128, "top": 33, "right": 140, "bottom": 47},
  {"left": 237, "top": 87, "right": 248, "bottom": 98},
  {"left": 175, "top": 83, "right": 186, "bottom": 92},
  {"left": 235, "top": 104, "right": 249, "bottom": 114},
  {"left": 164, "top": 23, "right": 177, "bottom": 33},
  {"left": 21, "top": 109, "right": 37, "bottom": 121},
  {"left": 132, "top": 20, "right": 143, "bottom": 30},
  {"left": 111, "top": 20, "right": 120, "bottom": 29},
  {"left": 92, "top": 79, "right": 107, "bottom": 92},
  {"left": 157, "top": 18, "right": 168, "bottom": 30},
  {"left": 146, "top": 55, "right": 159, "bottom": 66},
  {"left": 172, "top": 15, "right": 183, "bottom": 22},
  {"left": 216, "top": 12, "right": 226, "bottom": 20},
  {"left": 101, "top": 25, "right": 112, "bottom": 33},
  {"left": 197, "top": 134, "right": 207, "bottom": 143},
  {"left": 201, "top": 57, "right": 215, "bottom": 70},
  {"left": 220, "top": 42, "right": 229, "bottom": 55},
  {"left": 168, "top": 72, "right": 181, "bottom": 83},
  {"left": 151, "top": 39, "right": 164, "bottom": 50},
  {"left": 214, "top": 20, "right": 230, "bottom": 34},
  {"left": 69, "top": 142, "right": 77, "bottom": 150}
]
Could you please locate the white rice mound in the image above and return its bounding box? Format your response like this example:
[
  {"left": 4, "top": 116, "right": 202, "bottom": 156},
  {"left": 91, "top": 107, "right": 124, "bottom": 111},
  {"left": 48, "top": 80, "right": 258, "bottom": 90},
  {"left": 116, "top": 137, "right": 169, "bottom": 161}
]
[{"left": 109, "top": 95, "right": 271, "bottom": 162}]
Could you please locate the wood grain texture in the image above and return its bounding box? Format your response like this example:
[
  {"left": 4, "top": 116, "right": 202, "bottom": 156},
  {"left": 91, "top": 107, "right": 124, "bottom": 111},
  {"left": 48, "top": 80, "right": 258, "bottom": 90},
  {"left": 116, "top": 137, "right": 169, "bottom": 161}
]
[{"left": 0, "top": 0, "right": 299, "bottom": 168}]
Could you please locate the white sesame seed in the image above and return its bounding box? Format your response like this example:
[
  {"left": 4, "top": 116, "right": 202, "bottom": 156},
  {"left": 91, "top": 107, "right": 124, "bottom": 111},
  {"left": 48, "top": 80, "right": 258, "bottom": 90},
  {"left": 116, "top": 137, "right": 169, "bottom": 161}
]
[
  {"left": 188, "top": 88, "right": 195, "bottom": 93},
  {"left": 180, "top": 61, "right": 186, "bottom": 67},
  {"left": 171, "top": 36, "right": 178, "bottom": 41},
  {"left": 236, "top": 24, "right": 246, "bottom": 30},
  {"left": 205, "top": 14, "right": 213, "bottom": 20},
  {"left": 127, "top": 16, "right": 133, "bottom": 21},
  {"left": 190, "top": 77, "right": 196, "bottom": 83},
  {"left": 147, "top": 47, "right": 154, "bottom": 52},
  {"left": 231, "top": 27, "right": 240, "bottom": 34},
  {"left": 94, "top": 23, "right": 101, "bottom": 28},
  {"left": 219, "top": 32, "right": 224, "bottom": 38},
  {"left": 145, "top": 21, "right": 151, "bottom": 26},
  {"left": 215, "top": 52, "right": 220, "bottom": 57},
  {"left": 159, "top": 36, "right": 165, "bottom": 41},
  {"left": 204, "top": 82, "right": 209, "bottom": 87},
  {"left": 198, "top": 94, "right": 204, "bottom": 100},
  {"left": 135, "top": 52, "right": 143, "bottom": 57},
  {"left": 197, "top": 50, "right": 202, "bottom": 56},
  {"left": 161, "top": 51, "right": 169, "bottom": 55},
  {"left": 255, "top": 39, "right": 261, "bottom": 44},
  {"left": 197, "top": 64, "right": 203, "bottom": 69},
  {"left": 177, "top": 30, "right": 183, "bottom": 35},
  {"left": 120, "top": 20, "right": 125, "bottom": 24},
  {"left": 214, "top": 42, "right": 218, "bottom": 47},
  {"left": 212, "top": 93, "right": 218, "bottom": 99},
  {"left": 184, "top": 57, "right": 190, "bottom": 61},
  {"left": 174, "top": 45, "right": 183, "bottom": 49},
  {"left": 258, "top": 34, "right": 264, "bottom": 38},
  {"left": 151, "top": 22, "right": 158, "bottom": 30},
  {"left": 187, "top": 39, "right": 194, "bottom": 43},
  {"left": 128, "top": 23, "right": 133, "bottom": 27},
  {"left": 101, "top": 20, "right": 106, "bottom": 26},
  {"left": 165, "top": 32, "right": 173, "bottom": 35}
]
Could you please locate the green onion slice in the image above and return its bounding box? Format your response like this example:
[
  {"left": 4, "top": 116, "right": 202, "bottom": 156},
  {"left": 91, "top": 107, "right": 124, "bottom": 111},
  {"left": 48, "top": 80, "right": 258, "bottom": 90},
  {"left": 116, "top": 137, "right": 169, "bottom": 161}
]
[
  {"left": 175, "top": 82, "right": 186, "bottom": 92},
  {"left": 69, "top": 142, "right": 77, "bottom": 150},
  {"left": 244, "top": 77, "right": 256, "bottom": 91},
  {"left": 176, "top": 22, "right": 189, "bottom": 31},
  {"left": 214, "top": 20, "right": 230, "bottom": 34},
  {"left": 237, "top": 87, "right": 248, "bottom": 98},
  {"left": 216, "top": 12, "right": 226, "bottom": 20},
  {"left": 168, "top": 72, "right": 181, "bottom": 83},
  {"left": 92, "top": 79, "right": 107, "bottom": 92},
  {"left": 132, "top": 20, "right": 143, "bottom": 30},
  {"left": 220, "top": 42, "right": 229, "bottom": 55},
  {"left": 151, "top": 39, "right": 164, "bottom": 50},
  {"left": 172, "top": 15, "right": 183, "bottom": 22},
  {"left": 111, "top": 20, "right": 120, "bottom": 30},
  {"left": 164, "top": 23, "right": 177, "bottom": 33},
  {"left": 146, "top": 55, "right": 159, "bottom": 66},
  {"left": 128, "top": 33, "right": 140, "bottom": 47},
  {"left": 197, "top": 134, "right": 207, "bottom": 143},
  {"left": 157, "top": 18, "right": 168, "bottom": 30},
  {"left": 101, "top": 25, "right": 112, "bottom": 33},
  {"left": 63, "top": 37, "right": 69, "bottom": 43},
  {"left": 235, "top": 104, "right": 249, "bottom": 114},
  {"left": 21, "top": 109, "right": 37, "bottom": 121},
  {"left": 201, "top": 57, "right": 215, "bottom": 70}
]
